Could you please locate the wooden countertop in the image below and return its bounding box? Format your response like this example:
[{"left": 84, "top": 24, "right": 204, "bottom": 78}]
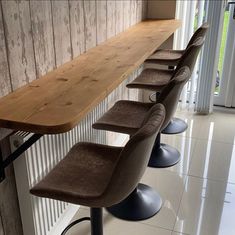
[{"left": 0, "top": 20, "right": 181, "bottom": 134}]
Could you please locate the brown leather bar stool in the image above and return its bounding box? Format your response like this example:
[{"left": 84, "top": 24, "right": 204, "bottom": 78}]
[
  {"left": 143, "top": 23, "right": 209, "bottom": 134},
  {"left": 145, "top": 22, "right": 209, "bottom": 66},
  {"left": 30, "top": 104, "right": 165, "bottom": 235},
  {"left": 92, "top": 66, "right": 191, "bottom": 221},
  {"left": 126, "top": 37, "right": 205, "bottom": 167},
  {"left": 127, "top": 37, "right": 205, "bottom": 93}
]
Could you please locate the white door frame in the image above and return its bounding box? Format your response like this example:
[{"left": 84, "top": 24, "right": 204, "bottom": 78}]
[{"left": 214, "top": 3, "right": 235, "bottom": 107}]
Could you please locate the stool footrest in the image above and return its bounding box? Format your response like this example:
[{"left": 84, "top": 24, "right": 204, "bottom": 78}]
[{"left": 61, "top": 217, "right": 90, "bottom": 235}]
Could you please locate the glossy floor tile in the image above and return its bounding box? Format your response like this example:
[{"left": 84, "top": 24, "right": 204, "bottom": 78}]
[
  {"left": 67, "top": 208, "right": 172, "bottom": 235},
  {"left": 189, "top": 140, "right": 235, "bottom": 183},
  {"left": 161, "top": 135, "right": 196, "bottom": 175},
  {"left": 172, "top": 232, "right": 189, "bottom": 235},
  {"left": 174, "top": 176, "right": 235, "bottom": 235},
  {"left": 141, "top": 169, "right": 187, "bottom": 230},
  {"left": 196, "top": 118, "right": 235, "bottom": 144},
  {"left": 65, "top": 110, "right": 235, "bottom": 235},
  {"left": 174, "top": 110, "right": 211, "bottom": 139}
]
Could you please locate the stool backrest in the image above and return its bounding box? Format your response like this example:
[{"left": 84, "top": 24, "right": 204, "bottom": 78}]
[
  {"left": 186, "top": 22, "right": 209, "bottom": 49},
  {"left": 158, "top": 66, "right": 191, "bottom": 129},
  {"left": 175, "top": 36, "right": 204, "bottom": 75},
  {"left": 104, "top": 103, "right": 165, "bottom": 204}
]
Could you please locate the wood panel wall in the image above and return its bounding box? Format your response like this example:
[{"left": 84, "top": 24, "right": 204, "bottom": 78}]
[{"left": 0, "top": 1, "right": 147, "bottom": 234}]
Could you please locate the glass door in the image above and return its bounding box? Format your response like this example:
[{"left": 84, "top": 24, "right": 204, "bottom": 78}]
[{"left": 214, "top": 2, "right": 235, "bottom": 107}]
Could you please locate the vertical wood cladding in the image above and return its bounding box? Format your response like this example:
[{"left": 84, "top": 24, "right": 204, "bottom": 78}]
[
  {"left": 0, "top": 0, "right": 146, "bottom": 96},
  {"left": 0, "top": 1, "right": 147, "bottom": 234}
]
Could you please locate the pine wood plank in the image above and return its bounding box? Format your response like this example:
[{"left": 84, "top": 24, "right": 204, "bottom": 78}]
[
  {"left": 137, "top": 0, "right": 143, "bottom": 22},
  {"left": 123, "top": 0, "right": 131, "bottom": 30},
  {"left": 115, "top": 0, "right": 124, "bottom": 34},
  {"left": 1, "top": 0, "right": 36, "bottom": 90},
  {"left": 96, "top": 0, "right": 107, "bottom": 44},
  {"left": 0, "top": 138, "right": 23, "bottom": 235},
  {"left": 52, "top": 0, "right": 72, "bottom": 66},
  {"left": 107, "top": 0, "right": 116, "bottom": 38},
  {"left": 130, "top": 0, "right": 137, "bottom": 26},
  {"left": 0, "top": 20, "right": 181, "bottom": 134},
  {"left": 69, "top": 0, "right": 85, "bottom": 57},
  {"left": 0, "top": 3, "right": 12, "bottom": 98},
  {"left": 142, "top": 0, "right": 148, "bottom": 19},
  {"left": 84, "top": 0, "right": 96, "bottom": 51},
  {"left": 30, "top": 0, "right": 55, "bottom": 77}
]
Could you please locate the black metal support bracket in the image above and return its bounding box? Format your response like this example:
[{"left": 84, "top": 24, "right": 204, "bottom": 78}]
[{"left": 0, "top": 133, "right": 43, "bottom": 183}]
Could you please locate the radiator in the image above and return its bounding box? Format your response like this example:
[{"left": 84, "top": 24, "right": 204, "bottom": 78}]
[{"left": 11, "top": 69, "right": 142, "bottom": 235}]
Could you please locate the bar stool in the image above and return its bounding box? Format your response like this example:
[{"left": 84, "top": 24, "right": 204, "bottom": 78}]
[
  {"left": 93, "top": 66, "right": 191, "bottom": 221},
  {"left": 127, "top": 37, "right": 204, "bottom": 93},
  {"left": 143, "top": 23, "right": 209, "bottom": 134},
  {"left": 126, "top": 37, "right": 204, "bottom": 167},
  {"left": 30, "top": 103, "right": 165, "bottom": 235},
  {"left": 145, "top": 22, "right": 209, "bottom": 66}
]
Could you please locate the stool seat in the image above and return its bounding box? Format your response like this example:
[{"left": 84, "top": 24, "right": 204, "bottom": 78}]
[
  {"left": 126, "top": 68, "right": 174, "bottom": 90},
  {"left": 145, "top": 49, "right": 184, "bottom": 66},
  {"left": 93, "top": 100, "right": 153, "bottom": 135},
  {"left": 31, "top": 142, "right": 122, "bottom": 207}
]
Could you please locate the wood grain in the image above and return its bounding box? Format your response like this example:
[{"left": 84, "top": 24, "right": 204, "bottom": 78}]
[
  {"left": 1, "top": 0, "right": 36, "bottom": 90},
  {"left": 96, "top": 0, "right": 107, "bottom": 44},
  {"left": 52, "top": 0, "right": 72, "bottom": 66},
  {"left": 0, "top": 3, "right": 12, "bottom": 97},
  {"left": 69, "top": 0, "right": 85, "bottom": 57},
  {"left": 84, "top": 0, "right": 96, "bottom": 51},
  {"left": 0, "top": 1, "right": 149, "bottom": 234},
  {"left": 0, "top": 20, "right": 181, "bottom": 134},
  {"left": 130, "top": 0, "right": 137, "bottom": 26},
  {"left": 123, "top": 0, "right": 131, "bottom": 30},
  {"left": 0, "top": 138, "right": 23, "bottom": 235},
  {"left": 142, "top": 0, "right": 148, "bottom": 19},
  {"left": 115, "top": 0, "right": 124, "bottom": 34},
  {"left": 107, "top": 0, "right": 116, "bottom": 38},
  {"left": 137, "top": 0, "right": 143, "bottom": 22},
  {"left": 30, "top": 0, "right": 55, "bottom": 77}
]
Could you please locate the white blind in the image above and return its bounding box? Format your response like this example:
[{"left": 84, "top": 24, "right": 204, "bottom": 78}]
[
  {"left": 174, "top": 0, "right": 205, "bottom": 110},
  {"left": 195, "top": 0, "right": 226, "bottom": 113}
]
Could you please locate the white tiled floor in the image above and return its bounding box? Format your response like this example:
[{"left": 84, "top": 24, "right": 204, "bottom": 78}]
[{"left": 67, "top": 109, "right": 235, "bottom": 235}]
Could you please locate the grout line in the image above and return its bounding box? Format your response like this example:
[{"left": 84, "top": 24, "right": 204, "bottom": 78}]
[
  {"left": 171, "top": 231, "right": 191, "bottom": 235},
  {"left": 186, "top": 174, "right": 235, "bottom": 185},
  {"left": 165, "top": 132, "right": 235, "bottom": 147},
  {"left": 140, "top": 220, "right": 173, "bottom": 233},
  {"left": 134, "top": 220, "right": 173, "bottom": 233},
  {"left": 171, "top": 174, "right": 189, "bottom": 233}
]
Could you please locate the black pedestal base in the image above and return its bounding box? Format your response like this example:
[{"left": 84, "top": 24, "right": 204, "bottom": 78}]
[
  {"left": 148, "top": 143, "right": 180, "bottom": 168},
  {"left": 161, "top": 117, "right": 188, "bottom": 135},
  {"left": 106, "top": 183, "right": 162, "bottom": 221}
]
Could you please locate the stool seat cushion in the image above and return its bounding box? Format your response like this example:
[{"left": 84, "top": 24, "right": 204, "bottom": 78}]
[
  {"left": 30, "top": 142, "right": 122, "bottom": 206},
  {"left": 93, "top": 100, "right": 153, "bottom": 135},
  {"left": 126, "top": 68, "right": 174, "bottom": 91},
  {"left": 145, "top": 49, "right": 184, "bottom": 66}
]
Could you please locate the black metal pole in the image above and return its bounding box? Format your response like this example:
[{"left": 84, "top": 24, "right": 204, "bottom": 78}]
[{"left": 90, "top": 208, "right": 103, "bottom": 235}]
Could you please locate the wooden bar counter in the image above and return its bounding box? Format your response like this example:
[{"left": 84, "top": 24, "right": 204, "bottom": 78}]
[{"left": 0, "top": 20, "right": 181, "bottom": 134}]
